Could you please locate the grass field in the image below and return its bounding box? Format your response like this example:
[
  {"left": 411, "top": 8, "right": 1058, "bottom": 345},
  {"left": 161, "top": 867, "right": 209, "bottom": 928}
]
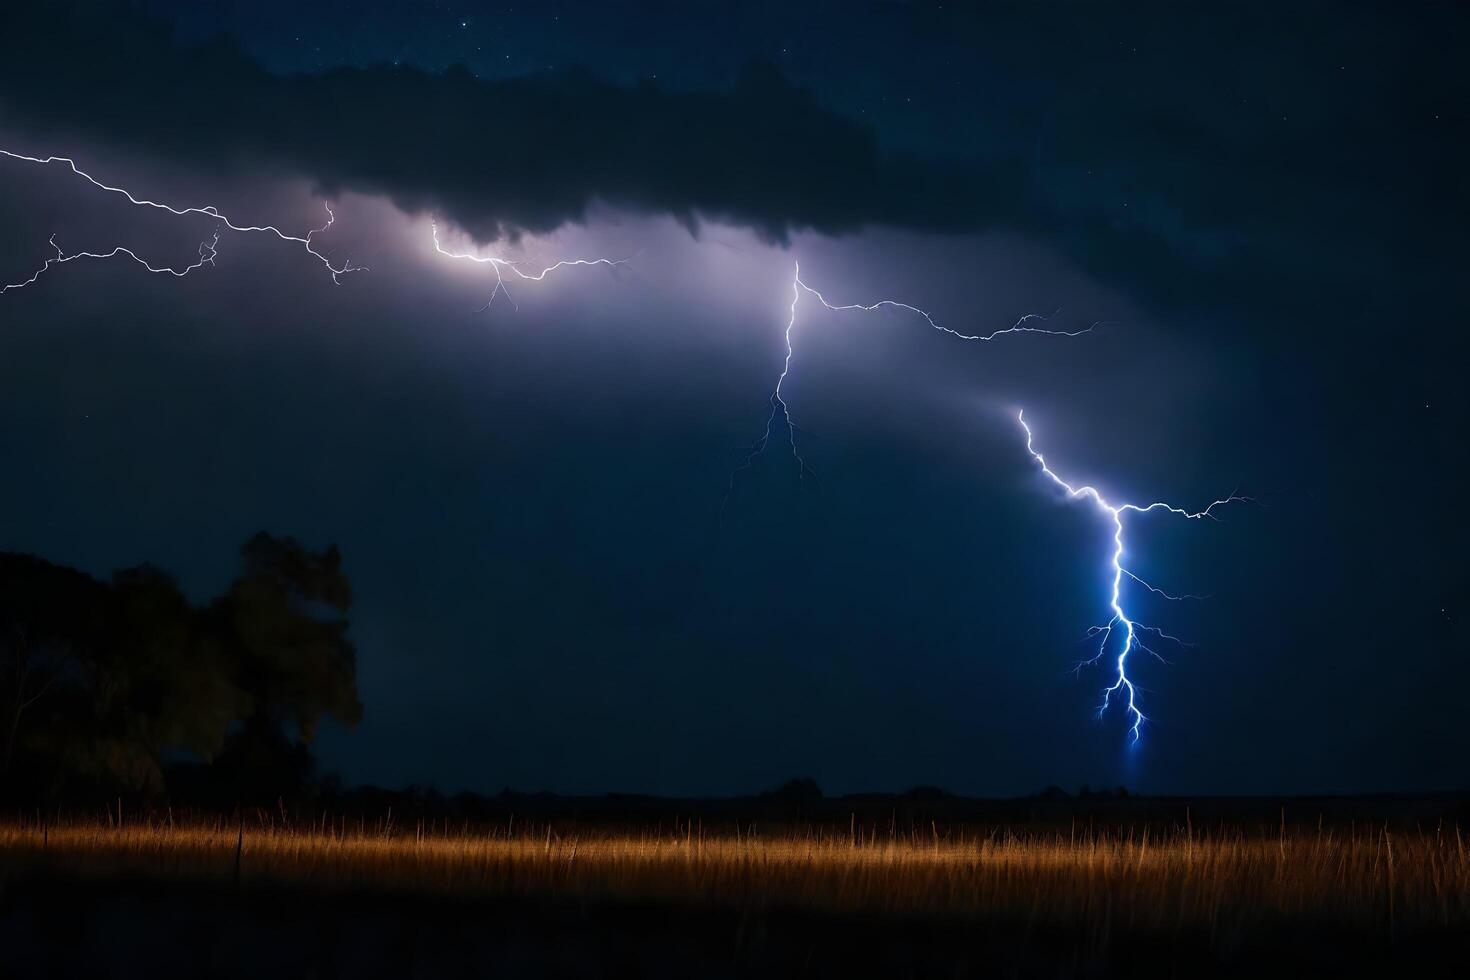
[{"left": 4, "top": 817, "right": 1468, "bottom": 937}]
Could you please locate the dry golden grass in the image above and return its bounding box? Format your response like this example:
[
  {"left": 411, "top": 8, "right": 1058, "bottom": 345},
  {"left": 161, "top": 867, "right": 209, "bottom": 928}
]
[{"left": 4, "top": 819, "right": 1469, "bottom": 937}]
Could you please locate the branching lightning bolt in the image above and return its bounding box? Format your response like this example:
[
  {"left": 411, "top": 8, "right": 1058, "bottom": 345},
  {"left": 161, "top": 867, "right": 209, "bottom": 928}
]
[
  {"left": 430, "top": 220, "right": 628, "bottom": 311},
  {"left": 724, "top": 262, "right": 813, "bottom": 502},
  {"left": 2, "top": 147, "right": 1260, "bottom": 753},
  {"left": 2, "top": 232, "right": 220, "bottom": 294},
  {"left": 1, "top": 148, "right": 634, "bottom": 305},
  {"left": 1, "top": 147, "right": 363, "bottom": 294},
  {"left": 723, "top": 261, "right": 1097, "bottom": 515},
  {"left": 1018, "top": 410, "right": 1250, "bottom": 743}
]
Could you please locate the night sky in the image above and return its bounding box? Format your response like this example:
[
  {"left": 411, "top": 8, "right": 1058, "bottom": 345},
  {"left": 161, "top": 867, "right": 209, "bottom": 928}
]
[{"left": 0, "top": 1, "right": 1464, "bottom": 797}]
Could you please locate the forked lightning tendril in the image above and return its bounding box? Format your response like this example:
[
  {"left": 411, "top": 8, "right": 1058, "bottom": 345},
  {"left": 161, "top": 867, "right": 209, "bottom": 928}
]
[
  {"left": 1019, "top": 410, "right": 1249, "bottom": 743},
  {"left": 723, "top": 261, "right": 1096, "bottom": 515},
  {"left": 429, "top": 220, "right": 628, "bottom": 311},
  {"left": 1, "top": 147, "right": 362, "bottom": 292},
  {"left": 2, "top": 232, "right": 220, "bottom": 294}
]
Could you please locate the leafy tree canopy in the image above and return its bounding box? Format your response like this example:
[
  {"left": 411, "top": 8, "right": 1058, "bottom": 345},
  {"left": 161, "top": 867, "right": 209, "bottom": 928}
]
[{"left": 0, "top": 534, "right": 360, "bottom": 800}]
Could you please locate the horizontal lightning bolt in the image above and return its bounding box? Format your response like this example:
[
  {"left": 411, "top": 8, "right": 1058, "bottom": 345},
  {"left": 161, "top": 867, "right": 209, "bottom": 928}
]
[
  {"left": 724, "top": 261, "right": 1096, "bottom": 517},
  {"left": 3, "top": 232, "right": 220, "bottom": 294},
  {"left": 1019, "top": 409, "right": 1250, "bottom": 744},
  {"left": 0, "top": 147, "right": 363, "bottom": 293},
  {"left": 430, "top": 220, "right": 628, "bottom": 311}
]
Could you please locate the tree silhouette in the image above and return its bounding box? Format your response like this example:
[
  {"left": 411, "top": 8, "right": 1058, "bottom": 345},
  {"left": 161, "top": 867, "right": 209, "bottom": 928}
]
[
  {"left": 198, "top": 533, "right": 362, "bottom": 802},
  {"left": 0, "top": 533, "right": 360, "bottom": 802},
  {"left": 0, "top": 553, "right": 107, "bottom": 786}
]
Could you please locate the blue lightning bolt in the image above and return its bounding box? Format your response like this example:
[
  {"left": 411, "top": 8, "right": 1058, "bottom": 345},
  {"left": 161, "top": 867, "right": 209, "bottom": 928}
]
[
  {"left": 724, "top": 261, "right": 1097, "bottom": 515},
  {"left": 1018, "top": 409, "right": 1249, "bottom": 743},
  {"left": 0, "top": 147, "right": 363, "bottom": 293}
]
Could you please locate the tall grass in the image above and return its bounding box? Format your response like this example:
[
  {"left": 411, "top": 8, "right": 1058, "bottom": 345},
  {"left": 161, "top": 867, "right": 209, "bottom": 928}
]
[{"left": 3, "top": 817, "right": 1467, "bottom": 937}]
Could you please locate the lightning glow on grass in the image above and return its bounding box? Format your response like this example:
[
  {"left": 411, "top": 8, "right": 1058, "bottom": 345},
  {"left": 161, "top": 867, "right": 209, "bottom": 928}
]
[{"left": 1, "top": 817, "right": 1463, "bottom": 935}]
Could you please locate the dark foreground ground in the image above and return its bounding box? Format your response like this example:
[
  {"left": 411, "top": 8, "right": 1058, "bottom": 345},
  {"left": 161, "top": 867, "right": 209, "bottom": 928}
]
[{"left": 2, "top": 873, "right": 1468, "bottom": 980}]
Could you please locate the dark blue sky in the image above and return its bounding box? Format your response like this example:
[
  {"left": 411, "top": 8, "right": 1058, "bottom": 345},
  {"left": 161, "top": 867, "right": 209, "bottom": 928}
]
[{"left": 0, "top": 0, "right": 1463, "bottom": 796}]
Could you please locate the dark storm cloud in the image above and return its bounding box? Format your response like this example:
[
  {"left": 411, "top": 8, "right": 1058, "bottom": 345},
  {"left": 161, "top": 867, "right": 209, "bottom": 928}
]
[
  {"left": 4, "top": 0, "right": 1462, "bottom": 321},
  {"left": 0, "top": 1, "right": 1034, "bottom": 244}
]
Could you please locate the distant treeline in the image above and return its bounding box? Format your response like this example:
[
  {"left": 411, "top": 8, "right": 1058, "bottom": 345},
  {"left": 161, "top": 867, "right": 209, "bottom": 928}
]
[
  {"left": 0, "top": 534, "right": 360, "bottom": 804},
  {"left": 170, "top": 778, "right": 1470, "bottom": 840}
]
